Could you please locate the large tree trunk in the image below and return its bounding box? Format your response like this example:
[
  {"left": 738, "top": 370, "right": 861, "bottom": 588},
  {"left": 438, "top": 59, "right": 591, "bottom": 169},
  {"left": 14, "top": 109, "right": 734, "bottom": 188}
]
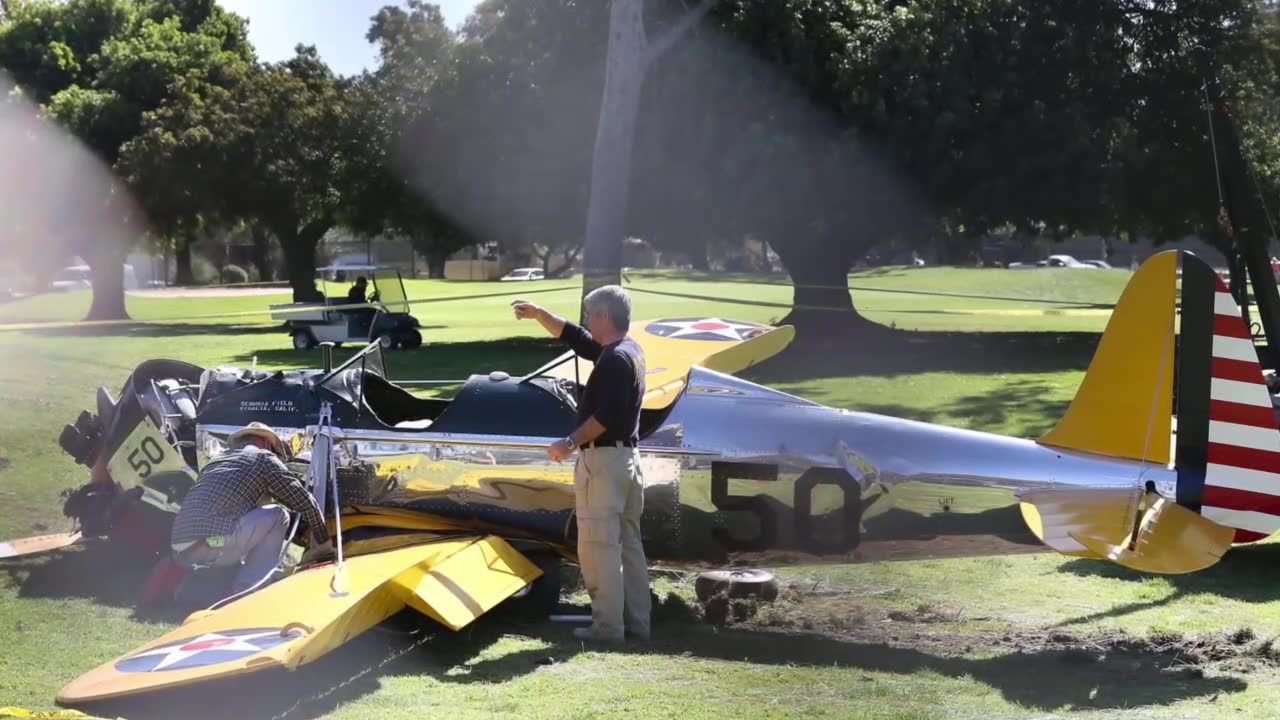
[
  {"left": 174, "top": 240, "right": 195, "bottom": 286},
  {"left": 549, "top": 245, "right": 583, "bottom": 278},
  {"left": 689, "top": 240, "right": 710, "bottom": 271},
  {"left": 278, "top": 220, "right": 331, "bottom": 302},
  {"left": 251, "top": 224, "right": 274, "bottom": 282},
  {"left": 426, "top": 250, "right": 448, "bottom": 279},
  {"left": 85, "top": 245, "right": 128, "bottom": 321},
  {"left": 773, "top": 238, "right": 881, "bottom": 336},
  {"left": 581, "top": 0, "right": 647, "bottom": 300},
  {"left": 282, "top": 232, "right": 318, "bottom": 302}
]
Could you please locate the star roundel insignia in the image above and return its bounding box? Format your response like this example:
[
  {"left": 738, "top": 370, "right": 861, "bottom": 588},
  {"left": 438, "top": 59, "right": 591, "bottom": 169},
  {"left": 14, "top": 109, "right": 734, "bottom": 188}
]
[
  {"left": 115, "top": 627, "right": 301, "bottom": 673},
  {"left": 644, "top": 317, "right": 769, "bottom": 342}
]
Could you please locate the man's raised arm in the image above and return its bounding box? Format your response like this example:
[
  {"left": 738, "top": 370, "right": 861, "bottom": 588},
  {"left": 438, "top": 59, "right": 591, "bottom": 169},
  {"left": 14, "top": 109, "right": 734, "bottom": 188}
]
[
  {"left": 512, "top": 300, "right": 566, "bottom": 337},
  {"left": 512, "top": 300, "right": 602, "bottom": 360}
]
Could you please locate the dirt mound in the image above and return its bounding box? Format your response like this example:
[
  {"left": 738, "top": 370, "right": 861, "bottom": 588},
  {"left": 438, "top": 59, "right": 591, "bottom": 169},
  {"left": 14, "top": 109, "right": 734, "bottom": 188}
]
[
  {"left": 679, "top": 579, "right": 1280, "bottom": 675},
  {"left": 1005, "top": 628, "right": 1280, "bottom": 674}
]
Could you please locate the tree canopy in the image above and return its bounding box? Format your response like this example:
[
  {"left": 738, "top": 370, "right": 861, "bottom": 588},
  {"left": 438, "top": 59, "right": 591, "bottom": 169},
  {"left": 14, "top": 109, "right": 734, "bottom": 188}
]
[{"left": 6, "top": 0, "right": 1280, "bottom": 327}]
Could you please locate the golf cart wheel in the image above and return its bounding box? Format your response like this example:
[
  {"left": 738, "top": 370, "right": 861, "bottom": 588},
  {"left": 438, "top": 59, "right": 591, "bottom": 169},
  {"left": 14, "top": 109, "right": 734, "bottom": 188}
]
[
  {"left": 401, "top": 329, "right": 423, "bottom": 350},
  {"left": 377, "top": 332, "right": 399, "bottom": 351},
  {"left": 291, "top": 329, "right": 316, "bottom": 350},
  {"left": 694, "top": 568, "right": 779, "bottom": 602}
]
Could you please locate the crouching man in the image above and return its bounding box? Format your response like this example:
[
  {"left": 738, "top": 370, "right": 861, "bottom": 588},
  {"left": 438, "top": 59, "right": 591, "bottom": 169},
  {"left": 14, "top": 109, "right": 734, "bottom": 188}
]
[{"left": 170, "top": 422, "right": 330, "bottom": 596}]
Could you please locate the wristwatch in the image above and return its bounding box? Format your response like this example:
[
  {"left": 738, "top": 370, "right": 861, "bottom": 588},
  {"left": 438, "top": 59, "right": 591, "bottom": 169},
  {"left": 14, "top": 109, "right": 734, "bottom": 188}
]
[{"left": 564, "top": 435, "right": 578, "bottom": 451}]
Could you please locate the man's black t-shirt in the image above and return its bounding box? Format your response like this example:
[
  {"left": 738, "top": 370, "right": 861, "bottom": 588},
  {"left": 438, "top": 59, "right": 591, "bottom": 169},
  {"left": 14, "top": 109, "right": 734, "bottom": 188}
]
[{"left": 559, "top": 321, "right": 646, "bottom": 444}]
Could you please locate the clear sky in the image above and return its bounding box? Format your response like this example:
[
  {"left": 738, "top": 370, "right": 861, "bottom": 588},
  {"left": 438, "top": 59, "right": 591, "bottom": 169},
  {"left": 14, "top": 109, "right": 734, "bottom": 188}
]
[{"left": 215, "top": 0, "right": 480, "bottom": 77}]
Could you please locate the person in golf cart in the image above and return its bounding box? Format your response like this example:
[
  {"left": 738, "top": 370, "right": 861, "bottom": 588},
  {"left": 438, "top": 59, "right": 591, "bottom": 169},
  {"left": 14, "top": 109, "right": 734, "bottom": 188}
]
[{"left": 345, "top": 276, "right": 378, "bottom": 337}]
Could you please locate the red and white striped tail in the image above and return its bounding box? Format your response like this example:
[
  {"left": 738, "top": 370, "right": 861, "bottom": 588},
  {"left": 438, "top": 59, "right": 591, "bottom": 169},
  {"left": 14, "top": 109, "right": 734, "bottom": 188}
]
[{"left": 1202, "top": 279, "right": 1280, "bottom": 543}]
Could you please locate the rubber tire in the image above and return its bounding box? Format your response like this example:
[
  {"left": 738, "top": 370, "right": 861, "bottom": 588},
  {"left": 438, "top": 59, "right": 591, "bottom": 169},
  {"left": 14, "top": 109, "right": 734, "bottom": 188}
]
[
  {"left": 401, "top": 329, "right": 423, "bottom": 349},
  {"left": 377, "top": 332, "right": 399, "bottom": 351},
  {"left": 291, "top": 330, "right": 315, "bottom": 350},
  {"left": 694, "top": 568, "right": 779, "bottom": 602}
]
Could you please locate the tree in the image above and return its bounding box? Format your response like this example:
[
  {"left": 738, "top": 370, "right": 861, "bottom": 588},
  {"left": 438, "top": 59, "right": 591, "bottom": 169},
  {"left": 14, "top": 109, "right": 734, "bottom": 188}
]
[
  {"left": 226, "top": 48, "right": 351, "bottom": 302},
  {"left": 397, "top": 0, "right": 610, "bottom": 276},
  {"left": 0, "top": 0, "right": 255, "bottom": 318},
  {"left": 114, "top": 3, "right": 255, "bottom": 287},
  {"left": 342, "top": 2, "right": 475, "bottom": 277},
  {"left": 580, "top": 0, "right": 714, "bottom": 297},
  {"left": 628, "top": 0, "right": 1280, "bottom": 330}
]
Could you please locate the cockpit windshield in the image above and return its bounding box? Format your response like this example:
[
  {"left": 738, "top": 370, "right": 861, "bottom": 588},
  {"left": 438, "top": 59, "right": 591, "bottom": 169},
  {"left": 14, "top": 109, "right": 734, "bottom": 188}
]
[
  {"left": 318, "top": 340, "right": 388, "bottom": 404},
  {"left": 520, "top": 349, "right": 580, "bottom": 383},
  {"left": 372, "top": 269, "right": 410, "bottom": 314}
]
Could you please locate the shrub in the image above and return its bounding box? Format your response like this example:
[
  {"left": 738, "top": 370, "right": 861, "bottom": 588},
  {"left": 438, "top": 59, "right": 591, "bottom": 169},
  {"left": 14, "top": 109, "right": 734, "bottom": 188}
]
[{"left": 221, "top": 264, "right": 249, "bottom": 284}]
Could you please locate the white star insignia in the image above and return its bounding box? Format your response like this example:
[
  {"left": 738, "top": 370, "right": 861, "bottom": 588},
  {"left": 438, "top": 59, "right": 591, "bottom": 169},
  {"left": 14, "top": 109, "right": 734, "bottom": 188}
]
[
  {"left": 126, "top": 630, "right": 281, "bottom": 670},
  {"left": 656, "top": 318, "right": 761, "bottom": 341}
]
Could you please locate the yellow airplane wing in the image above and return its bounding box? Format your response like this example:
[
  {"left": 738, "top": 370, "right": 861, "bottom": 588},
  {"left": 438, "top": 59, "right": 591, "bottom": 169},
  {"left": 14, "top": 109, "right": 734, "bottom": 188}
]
[
  {"left": 58, "top": 535, "right": 540, "bottom": 704},
  {"left": 544, "top": 317, "right": 795, "bottom": 409},
  {"left": 0, "top": 531, "right": 81, "bottom": 559}
]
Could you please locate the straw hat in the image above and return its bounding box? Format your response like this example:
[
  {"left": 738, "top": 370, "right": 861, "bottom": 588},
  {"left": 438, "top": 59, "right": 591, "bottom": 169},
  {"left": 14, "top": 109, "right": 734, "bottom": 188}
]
[{"left": 227, "top": 422, "right": 288, "bottom": 460}]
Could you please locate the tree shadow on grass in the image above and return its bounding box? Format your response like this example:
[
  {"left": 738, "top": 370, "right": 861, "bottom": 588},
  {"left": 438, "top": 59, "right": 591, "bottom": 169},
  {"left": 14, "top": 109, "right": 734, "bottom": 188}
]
[
  {"left": 778, "top": 378, "right": 1071, "bottom": 439},
  {"left": 80, "top": 609, "right": 1244, "bottom": 719},
  {"left": 1053, "top": 542, "right": 1280, "bottom": 627},
  {"left": 28, "top": 549, "right": 1255, "bottom": 717},
  {"left": 24, "top": 322, "right": 289, "bottom": 338},
  {"left": 748, "top": 330, "right": 1101, "bottom": 381},
  {"left": 432, "top": 619, "right": 1244, "bottom": 713}
]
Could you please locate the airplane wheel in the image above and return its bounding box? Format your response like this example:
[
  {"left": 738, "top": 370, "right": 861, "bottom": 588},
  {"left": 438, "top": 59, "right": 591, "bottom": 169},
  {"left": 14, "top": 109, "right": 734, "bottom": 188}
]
[
  {"left": 291, "top": 330, "right": 315, "bottom": 350},
  {"left": 377, "top": 332, "right": 399, "bottom": 350},
  {"left": 694, "top": 568, "right": 779, "bottom": 602},
  {"left": 401, "top": 329, "right": 423, "bottom": 349}
]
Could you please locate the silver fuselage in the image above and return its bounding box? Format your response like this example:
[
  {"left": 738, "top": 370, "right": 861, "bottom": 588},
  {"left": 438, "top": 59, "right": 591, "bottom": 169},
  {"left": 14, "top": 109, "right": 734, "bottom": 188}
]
[{"left": 199, "top": 367, "right": 1170, "bottom": 567}]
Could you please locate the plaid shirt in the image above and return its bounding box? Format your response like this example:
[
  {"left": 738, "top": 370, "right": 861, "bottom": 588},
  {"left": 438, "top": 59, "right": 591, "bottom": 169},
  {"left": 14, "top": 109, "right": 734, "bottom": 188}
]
[{"left": 170, "top": 446, "right": 329, "bottom": 547}]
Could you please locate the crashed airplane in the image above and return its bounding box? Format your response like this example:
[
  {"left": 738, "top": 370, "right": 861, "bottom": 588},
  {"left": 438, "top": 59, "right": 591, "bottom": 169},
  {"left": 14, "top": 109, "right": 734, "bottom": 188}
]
[{"left": 35, "top": 250, "right": 1280, "bottom": 704}]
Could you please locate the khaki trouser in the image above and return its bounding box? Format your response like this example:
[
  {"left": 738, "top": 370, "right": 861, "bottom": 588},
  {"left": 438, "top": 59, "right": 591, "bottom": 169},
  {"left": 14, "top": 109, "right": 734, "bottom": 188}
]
[{"left": 574, "top": 445, "right": 651, "bottom": 639}]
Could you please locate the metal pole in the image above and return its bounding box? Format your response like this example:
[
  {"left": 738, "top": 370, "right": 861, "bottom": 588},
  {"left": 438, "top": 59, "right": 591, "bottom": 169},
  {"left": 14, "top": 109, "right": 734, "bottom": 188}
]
[{"left": 1208, "top": 76, "right": 1280, "bottom": 362}]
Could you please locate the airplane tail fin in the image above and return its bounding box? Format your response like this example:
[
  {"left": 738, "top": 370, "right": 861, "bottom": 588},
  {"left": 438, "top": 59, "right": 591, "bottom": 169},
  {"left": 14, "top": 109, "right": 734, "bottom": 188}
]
[
  {"left": 1169, "top": 252, "right": 1280, "bottom": 543},
  {"left": 1038, "top": 250, "right": 1178, "bottom": 465},
  {"left": 1025, "top": 250, "right": 1280, "bottom": 571}
]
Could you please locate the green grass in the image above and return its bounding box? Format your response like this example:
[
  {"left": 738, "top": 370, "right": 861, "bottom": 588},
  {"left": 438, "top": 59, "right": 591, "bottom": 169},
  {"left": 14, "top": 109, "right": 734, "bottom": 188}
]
[{"left": 4, "top": 266, "right": 1279, "bottom": 719}]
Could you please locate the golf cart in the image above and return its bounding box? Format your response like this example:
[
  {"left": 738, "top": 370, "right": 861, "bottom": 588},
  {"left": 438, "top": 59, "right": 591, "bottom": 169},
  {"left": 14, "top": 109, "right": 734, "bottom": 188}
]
[{"left": 270, "top": 265, "right": 423, "bottom": 351}]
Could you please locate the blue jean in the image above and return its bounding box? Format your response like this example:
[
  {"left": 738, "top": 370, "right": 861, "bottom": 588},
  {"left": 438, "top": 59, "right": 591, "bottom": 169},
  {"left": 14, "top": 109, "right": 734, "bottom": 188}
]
[{"left": 179, "top": 505, "right": 288, "bottom": 593}]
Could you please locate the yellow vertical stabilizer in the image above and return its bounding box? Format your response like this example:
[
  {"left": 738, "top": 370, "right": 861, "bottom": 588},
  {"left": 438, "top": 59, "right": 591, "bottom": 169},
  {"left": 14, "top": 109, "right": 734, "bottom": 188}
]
[{"left": 1039, "top": 250, "right": 1177, "bottom": 463}]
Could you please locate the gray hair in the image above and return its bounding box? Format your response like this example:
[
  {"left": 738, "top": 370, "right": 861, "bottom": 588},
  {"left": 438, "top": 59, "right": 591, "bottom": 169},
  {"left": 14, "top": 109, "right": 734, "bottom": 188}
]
[{"left": 584, "top": 285, "right": 632, "bottom": 332}]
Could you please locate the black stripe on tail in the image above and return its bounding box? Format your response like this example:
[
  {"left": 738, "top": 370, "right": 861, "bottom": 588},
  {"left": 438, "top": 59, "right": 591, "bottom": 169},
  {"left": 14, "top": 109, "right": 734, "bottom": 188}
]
[{"left": 1175, "top": 251, "right": 1214, "bottom": 511}]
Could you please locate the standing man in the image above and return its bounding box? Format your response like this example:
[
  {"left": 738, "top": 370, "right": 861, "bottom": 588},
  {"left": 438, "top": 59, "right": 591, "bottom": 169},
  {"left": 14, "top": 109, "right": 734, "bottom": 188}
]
[
  {"left": 512, "top": 286, "right": 651, "bottom": 643},
  {"left": 171, "top": 422, "right": 330, "bottom": 595}
]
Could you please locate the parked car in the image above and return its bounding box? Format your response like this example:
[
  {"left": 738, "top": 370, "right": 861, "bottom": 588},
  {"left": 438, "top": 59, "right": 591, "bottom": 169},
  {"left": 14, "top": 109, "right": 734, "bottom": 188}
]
[
  {"left": 1081, "top": 259, "right": 1113, "bottom": 269},
  {"left": 1045, "top": 254, "right": 1096, "bottom": 268},
  {"left": 500, "top": 267, "right": 546, "bottom": 281},
  {"left": 48, "top": 266, "right": 93, "bottom": 291}
]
